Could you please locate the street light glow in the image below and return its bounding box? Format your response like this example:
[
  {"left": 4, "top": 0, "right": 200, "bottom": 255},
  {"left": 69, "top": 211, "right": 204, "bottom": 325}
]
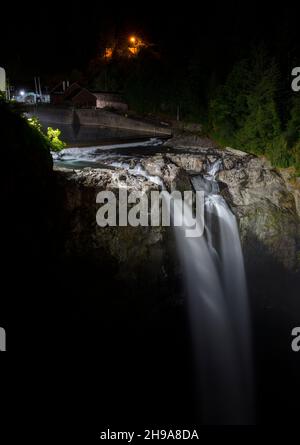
[{"left": 20, "top": 90, "right": 25, "bottom": 96}]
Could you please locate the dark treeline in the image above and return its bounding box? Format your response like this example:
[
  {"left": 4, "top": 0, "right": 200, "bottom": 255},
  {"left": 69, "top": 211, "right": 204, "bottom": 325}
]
[
  {"left": 209, "top": 48, "right": 300, "bottom": 170},
  {"left": 79, "top": 40, "right": 299, "bottom": 172},
  {"left": 2, "top": 3, "right": 299, "bottom": 171}
]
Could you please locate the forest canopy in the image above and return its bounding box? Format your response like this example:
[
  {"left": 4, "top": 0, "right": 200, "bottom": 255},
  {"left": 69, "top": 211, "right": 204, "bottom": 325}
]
[{"left": 86, "top": 45, "right": 299, "bottom": 173}]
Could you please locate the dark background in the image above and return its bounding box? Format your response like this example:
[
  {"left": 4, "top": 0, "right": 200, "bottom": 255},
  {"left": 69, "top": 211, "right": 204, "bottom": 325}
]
[
  {"left": 1, "top": 0, "right": 300, "bottom": 436},
  {"left": 1, "top": 1, "right": 299, "bottom": 84}
]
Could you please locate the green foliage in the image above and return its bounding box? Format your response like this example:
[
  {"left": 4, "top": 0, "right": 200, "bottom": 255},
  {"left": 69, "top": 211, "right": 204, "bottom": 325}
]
[
  {"left": 209, "top": 58, "right": 253, "bottom": 143},
  {"left": 88, "top": 44, "right": 299, "bottom": 173},
  {"left": 47, "top": 127, "right": 66, "bottom": 151},
  {"left": 286, "top": 97, "right": 300, "bottom": 147},
  {"left": 267, "top": 135, "right": 291, "bottom": 168},
  {"left": 291, "top": 140, "right": 300, "bottom": 174},
  {"left": 209, "top": 50, "right": 281, "bottom": 150},
  {"left": 235, "top": 99, "right": 281, "bottom": 153},
  {"left": 27, "top": 116, "right": 43, "bottom": 132},
  {"left": 27, "top": 116, "right": 65, "bottom": 151},
  {"left": 208, "top": 48, "right": 299, "bottom": 174}
]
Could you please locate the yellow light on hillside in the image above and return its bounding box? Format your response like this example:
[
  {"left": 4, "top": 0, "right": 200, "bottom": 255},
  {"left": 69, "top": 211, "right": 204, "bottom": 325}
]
[
  {"left": 128, "top": 47, "right": 138, "bottom": 55},
  {"left": 129, "top": 36, "right": 136, "bottom": 44},
  {"left": 104, "top": 47, "right": 113, "bottom": 59}
]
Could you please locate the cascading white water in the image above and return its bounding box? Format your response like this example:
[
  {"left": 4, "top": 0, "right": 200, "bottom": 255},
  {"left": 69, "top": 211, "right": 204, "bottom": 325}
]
[
  {"left": 92, "top": 154, "right": 253, "bottom": 423},
  {"left": 55, "top": 144, "right": 253, "bottom": 422},
  {"left": 174, "top": 160, "right": 253, "bottom": 425}
]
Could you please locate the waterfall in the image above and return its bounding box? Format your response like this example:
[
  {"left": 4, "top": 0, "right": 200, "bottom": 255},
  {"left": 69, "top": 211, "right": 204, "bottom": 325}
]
[
  {"left": 174, "top": 161, "right": 254, "bottom": 424},
  {"left": 94, "top": 155, "right": 254, "bottom": 424},
  {"left": 57, "top": 143, "right": 254, "bottom": 423}
]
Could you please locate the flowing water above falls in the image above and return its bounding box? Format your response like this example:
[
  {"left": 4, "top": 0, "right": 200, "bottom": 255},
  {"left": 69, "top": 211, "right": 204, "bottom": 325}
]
[
  {"left": 174, "top": 164, "right": 253, "bottom": 424},
  {"left": 52, "top": 138, "right": 164, "bottom": 169}
]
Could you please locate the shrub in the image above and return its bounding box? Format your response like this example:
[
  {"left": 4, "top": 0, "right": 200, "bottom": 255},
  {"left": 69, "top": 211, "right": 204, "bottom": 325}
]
[
  {"left": 235, "top": 99, "right": 281, "bottom": 154},
  {"left": 286, "top": 97, "right": 300, "bottom": 147},
  {"left": 291, "top": 140, "right": 300, "bottom": 174},
  {"left": 267, "top": 135, "right": 291, "bottom": 168},
  {"left": 47, "top": 127, "right": 66, "bottom": 151},
  {"left": 27, "top": 116, "right": 65, "bottom": 151}
]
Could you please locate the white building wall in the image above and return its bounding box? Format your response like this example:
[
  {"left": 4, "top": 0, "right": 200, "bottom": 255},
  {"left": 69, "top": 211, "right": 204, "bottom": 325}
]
[
  {"left": 0, "top": 67, "right": 6, "bottom": 92},
  {"left": 95, "top": 95, "right": 128, "bottom": 112}
]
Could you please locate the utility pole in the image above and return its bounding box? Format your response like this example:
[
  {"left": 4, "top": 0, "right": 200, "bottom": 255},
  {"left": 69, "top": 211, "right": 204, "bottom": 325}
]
[
  {"left": 6, "top": 79, "right": 11, "bottom": 101},
  {"left": 38, "top": 77, "right": 42, "bottom": 97},
  {"left": 177, "top": 104, "right": 180, "bottom": 121},
  {"left": 34, "top": 76, "right": 43, "bottom": 103}
]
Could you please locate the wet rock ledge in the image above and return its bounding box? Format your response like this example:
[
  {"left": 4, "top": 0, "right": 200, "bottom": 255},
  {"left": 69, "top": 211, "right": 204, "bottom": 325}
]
[{"left": 53, "top": 144, "right": 300, "bottom": 296}]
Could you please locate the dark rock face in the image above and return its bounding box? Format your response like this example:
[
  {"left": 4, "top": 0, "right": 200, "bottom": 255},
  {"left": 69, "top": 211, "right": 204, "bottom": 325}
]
[
  {"left": 54, "top": 167, "right": 165, "bottom": 276},
  {"left": 52, "top": 145, "right": 300, "bottom": 343},
  {"left": 217, "top": 156, "right": 300, "bottom": 271},
  {"left": 142, "top": 155, "right": 192, "bottom": 192},
  {"left": 53, "top": 167, "right": 181, "bottom": 325},
  {"left": 51, "top": 146, "right": 300, "bottom": 425},
  {"left": 164, "top": 143, "right": 300, "bottom": 272},
  {"left": 54, "top": 146, "right": 300, "bottom": 277}
]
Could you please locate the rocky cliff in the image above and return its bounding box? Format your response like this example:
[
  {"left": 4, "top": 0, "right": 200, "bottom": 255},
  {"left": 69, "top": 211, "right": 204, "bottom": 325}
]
[
  {"left": 165, "top": 136, "right": 300, "bottom": 271},
  {"left": 51, "top": 139, "right": 300, "bottom": 343},
  {"left": 53, "top": 141, "right": 300, "bottom": 300}
]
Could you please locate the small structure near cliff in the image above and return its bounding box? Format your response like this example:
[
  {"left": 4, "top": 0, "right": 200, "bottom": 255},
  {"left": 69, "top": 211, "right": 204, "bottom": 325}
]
[
  {"left": 50, "top": 82, "right": 128, "bottom": 111},
  {"left": 92, "top": 92, "right": 128, "bottom": 112}
]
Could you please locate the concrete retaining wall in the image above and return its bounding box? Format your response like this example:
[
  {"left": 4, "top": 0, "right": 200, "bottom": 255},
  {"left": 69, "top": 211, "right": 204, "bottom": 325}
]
[
  {"left": 27, "top": 107, "right": 74, "bottom": 125},
  {"left": 27, "top": 106, "right": 172, "bottom": 136}
]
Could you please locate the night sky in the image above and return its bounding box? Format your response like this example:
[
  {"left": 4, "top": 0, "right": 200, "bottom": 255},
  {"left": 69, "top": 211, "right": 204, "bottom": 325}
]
[{"left": 1, "top": 1, "right": 299, "bottom": 86}]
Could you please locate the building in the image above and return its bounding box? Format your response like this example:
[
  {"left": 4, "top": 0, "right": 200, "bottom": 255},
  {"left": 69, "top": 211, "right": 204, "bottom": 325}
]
[
  {"left": 92, "top": 92, "right": 128, "bottom": 112},
  {"left": 50, "top": 82, "right": 128, "bottom": 111},
  {"left": 50, "top": 80, "right": 70, "bottom": 105},
  {"left": 64, "top": 84, "right": 96, "bottom": 108}
]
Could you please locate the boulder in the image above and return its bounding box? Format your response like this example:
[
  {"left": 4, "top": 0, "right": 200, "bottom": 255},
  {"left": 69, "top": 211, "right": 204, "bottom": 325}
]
[{"left": 217, "top": 156, "right": 300, "bottom": 270}]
